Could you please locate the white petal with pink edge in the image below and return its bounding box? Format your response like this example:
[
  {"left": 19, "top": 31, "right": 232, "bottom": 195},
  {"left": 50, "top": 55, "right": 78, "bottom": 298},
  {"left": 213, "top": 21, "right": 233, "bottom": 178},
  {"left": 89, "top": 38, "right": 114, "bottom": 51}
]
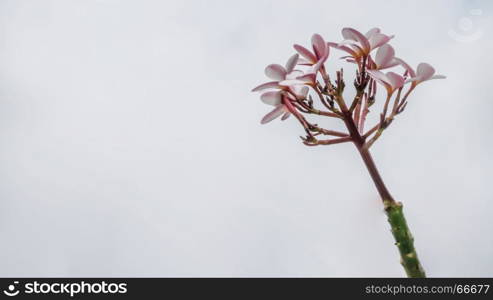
[
  {"left": 264, "top": 64, "right": 287, "bottom": 80},
  {"left": 341, "top": 27, "right": 370, "bottom": 52},
  {"left": 296, "top": 73, "right": 317, "bottom": 84},
  {"left": 285, "top": 54, "right": 299, "bottom": 73},
  {"left": 430, "top": 75, "right": 446, "bottom": 80},
  {"left": 327, "top": 42, "right": 358, "bottom": 58},
  {"left": 261, "top": 105, "right": 287, "bottom": 124},
  {"left": 251, "top": 81, "right": 280, "bottom": 92},
  {"left": 285, "top": 70, "right": 304, "bottom": 80},
  {"left": 278, "top": 79, "right": 306, "bottom": 87},
  {"left": 293, "top": 44, "right": 317, "bottom": 63},
  {"left": 367, "top": 70, "right": 392, "bottom": 93},
  {"left": 416, "top": 63, "right": 435, "bottom": 81},
  {"left": 311, "top": 33, "right": 327, "bottom": 58},
  {"left": 260, "top": 91, "right": 282, "bottom": 106},
  {"left": 369, "top": 33, "right": 392, "bottom": 50},
  {"left": 297, "top": 57, "right": 313, "bottom": 65},
  {"left": 291, "top": 85, "right": 309, "bottom": 99},
  {"left": 375, "top": 44, "right": 395, "bottom": 69},
  {"left": 365, "top": 27, "right": 380, "bottom": 38},
  {"left": 367, "top": 70, "right": 389, "bottom": 84},
  {"left": 385, "top": 72, "right": 405, "bottom": 90}
]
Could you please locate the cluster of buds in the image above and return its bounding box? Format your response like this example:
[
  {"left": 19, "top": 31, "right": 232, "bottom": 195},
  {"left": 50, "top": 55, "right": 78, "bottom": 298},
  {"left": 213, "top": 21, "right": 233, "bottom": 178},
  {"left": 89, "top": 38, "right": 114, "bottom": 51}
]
[{"left": 252, "top": 27, "right": 445, "bottom": 148}]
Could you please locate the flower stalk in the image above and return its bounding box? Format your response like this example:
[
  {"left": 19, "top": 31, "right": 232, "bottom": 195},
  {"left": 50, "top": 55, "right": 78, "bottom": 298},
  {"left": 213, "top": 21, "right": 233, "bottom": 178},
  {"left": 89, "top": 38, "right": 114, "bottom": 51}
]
[
  {"left": 252, "top": 27, "right": 443, "bottom": 277},
  {"left": 358, "top": 143, "right": 425, "bottom": 277},
  {"left": 346, "top": 104, "right": 426, "bottom": 278}
]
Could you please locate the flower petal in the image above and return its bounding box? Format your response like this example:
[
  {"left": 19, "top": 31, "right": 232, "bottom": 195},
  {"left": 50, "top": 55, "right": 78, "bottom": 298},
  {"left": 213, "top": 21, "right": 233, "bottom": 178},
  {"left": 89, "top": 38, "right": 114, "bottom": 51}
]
[
  {"left": 285, "top": 54, "right": 299, "bottom": 73},
  {"left": 337, "top": 39, "right": 355, "bottom": 46},
  {"left": 415, "top": 74, "right": 446, "bottom": 84},
  {"left": 368, "top": 33, "right": 392, "bottom": 50},
  {"left": 297, "top": 57, "right": 313, "bottom": 65},
  {"left": 260, "top": 91, "right": 282, "bottom": 106},
  {"left": 299, "top": 86, "right": 309, "bottom": 97},
  {"left": 293, "top": 44, "right": 317, "bottom": 64},
  {"left": 367, "top": 70, "right": 389, "bottom": 84},
  {"left": 341, "top": 27, "right": 370, "bottom": 53},
  {"left": 251, "top": 81, "right": 280, "bottom": 92},
  {"left": 312, "top": 56, "right": 326, "bottom": 73},
  {"left": 367, "top": 70, "right": 392, "bottom": 93},
  {"left": 278, "top": 79, "right": 305, "bottom": 87},
  {"left": 261, "top": 105, "right": 286, "bottom": 124},
  {"left": 296, "top": 73, "right": 316, "bottom": 84},
  {"left": 375, "top": 44, "right": 395, "bottom": 69},
  {"left": 265, "top": 64, "right": 287, "bottom": 80},
  {"left": 327, "top": 42, "right": 358, "bottom": 58},
  {"left": 365, "top": 27, "right": 380, "bottom": 38},
  {"left": 285, "top": 70, "right": 304, "bottom": 80},
  {"left": 394, "top": 57, "right": 416, "bottom": 77},
  {"left": 416, "top": 63, "right": 435, "bottom": 81},
  {"left": 383, "top": 58, "right": 401, "bottom": 69},
  {"left": 430, "top": 74, "right": 446, "bottom": 80},
  {"left": 349, "top": 44, "right": 365, "bottom": 57},
  {"left": 366, "top": 55, "right": 376, "bottom": 68},
  {"left": 291, "top": 85, "right": 309, "bottom": 99},
  {"left": 386, "top": 72, "right": 405, "bottom": 90},
  {"left": 311, "top": 33, "right": 327, "bottom": 58}
]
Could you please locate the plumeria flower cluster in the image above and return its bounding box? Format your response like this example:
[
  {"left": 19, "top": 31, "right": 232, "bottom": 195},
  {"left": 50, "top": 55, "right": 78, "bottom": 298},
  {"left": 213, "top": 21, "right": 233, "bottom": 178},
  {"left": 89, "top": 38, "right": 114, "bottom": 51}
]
[
  {"left": 252, "top": 27, "right": 445, "bottom": 148},
  {"left": 252, "top": 27, "right": 444, "bottom": 278}
]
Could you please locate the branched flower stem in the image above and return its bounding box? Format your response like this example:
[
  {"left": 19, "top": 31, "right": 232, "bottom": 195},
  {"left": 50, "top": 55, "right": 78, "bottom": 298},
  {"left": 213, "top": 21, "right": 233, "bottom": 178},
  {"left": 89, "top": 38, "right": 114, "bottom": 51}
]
[
  {"left": 253, "top": 29, "right": 445, "bottom": 277},
  {"left": 296, "top": 72, "right": 426, "bottom": 278}
]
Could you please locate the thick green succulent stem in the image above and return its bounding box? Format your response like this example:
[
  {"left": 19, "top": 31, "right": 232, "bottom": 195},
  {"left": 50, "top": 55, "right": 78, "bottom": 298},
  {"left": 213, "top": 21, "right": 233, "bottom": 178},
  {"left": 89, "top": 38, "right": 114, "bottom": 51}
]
[
  {"left": 384, "top": 200, "right": 426, "bottom": 278},
  {"left": 342, "top": 111, "right": 426, "bottom": 277}
]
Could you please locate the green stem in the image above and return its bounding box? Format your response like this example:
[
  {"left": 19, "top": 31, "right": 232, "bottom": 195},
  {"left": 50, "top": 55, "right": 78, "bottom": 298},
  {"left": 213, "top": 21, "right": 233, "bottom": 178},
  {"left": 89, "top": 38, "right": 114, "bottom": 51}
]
[{"left": 384, "top": 200, "right": 426, "bottom": 278}]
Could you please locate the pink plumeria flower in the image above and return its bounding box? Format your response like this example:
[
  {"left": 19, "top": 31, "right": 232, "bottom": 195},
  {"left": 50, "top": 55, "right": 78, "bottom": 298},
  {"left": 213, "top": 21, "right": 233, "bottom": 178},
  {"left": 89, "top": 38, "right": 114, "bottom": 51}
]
[
  {"left": 271, "top": 33, "right": 330, "bottom": 87},
  {"left": 367, "top": 70, "right": 405, "bottom": 95},
  {"left": 251, "top": 53, "right": 301, "bottom": 92},
  {"left": 329, "top": 27, "right": 394, "bottom": 60},
  {"left": 406, "top": 63, "right": 446, "bottom": 85},
  {"left": 259, "top": 87, "right": 309, "bottom": 124},
  {"left": 259, "top": 91, "right": 289, "bottom": 124},
  {"left": 293, "top": 33, "right": 330, "bottom": 66},
  {"left": 252, "top": 54, "right": 310, "bottom": 124}
]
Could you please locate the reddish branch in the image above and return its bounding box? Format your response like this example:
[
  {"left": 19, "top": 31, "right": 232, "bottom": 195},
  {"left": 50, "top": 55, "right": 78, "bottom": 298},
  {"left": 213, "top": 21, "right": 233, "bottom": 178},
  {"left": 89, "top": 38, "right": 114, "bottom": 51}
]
[{"left": 285, "top": 55, "right": 424, "bottom": 204}]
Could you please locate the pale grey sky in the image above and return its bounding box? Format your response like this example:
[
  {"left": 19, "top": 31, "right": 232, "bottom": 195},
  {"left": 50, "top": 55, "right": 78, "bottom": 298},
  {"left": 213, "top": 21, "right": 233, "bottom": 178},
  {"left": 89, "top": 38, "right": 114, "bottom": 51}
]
[{"left": 0, "top": 0, "right": 491, "bottom": 277}]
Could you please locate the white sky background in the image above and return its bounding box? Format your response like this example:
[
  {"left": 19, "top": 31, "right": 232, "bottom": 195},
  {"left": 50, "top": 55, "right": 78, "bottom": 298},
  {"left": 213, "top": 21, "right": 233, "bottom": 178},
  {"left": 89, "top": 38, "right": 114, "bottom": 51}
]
[{"left": 0, "top": 0, "right": 492, "bottom": 277}]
